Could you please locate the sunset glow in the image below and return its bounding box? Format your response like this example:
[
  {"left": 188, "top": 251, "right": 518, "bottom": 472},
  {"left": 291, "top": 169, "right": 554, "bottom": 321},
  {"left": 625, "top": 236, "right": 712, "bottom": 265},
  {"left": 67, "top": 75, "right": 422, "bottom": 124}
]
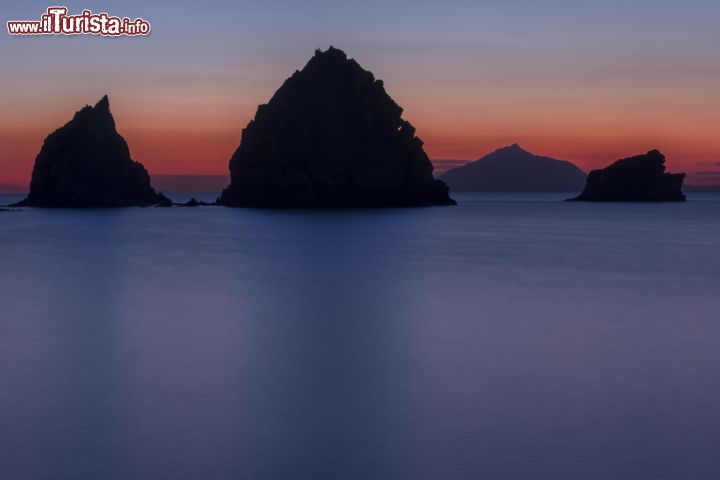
[{"left": 2, "top": 0, "right": 719, "bottom": 188}]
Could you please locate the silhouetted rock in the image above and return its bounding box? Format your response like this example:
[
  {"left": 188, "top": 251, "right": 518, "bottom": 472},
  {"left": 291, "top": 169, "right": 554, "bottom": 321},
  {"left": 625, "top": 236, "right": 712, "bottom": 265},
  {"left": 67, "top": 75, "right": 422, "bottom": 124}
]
[
  {"left": 176, "top": 197, "right": 213, "bottom": 207},
  {"left": 17, "top": 96, "right": 168, "bottom": 207},
  {"left": 219, "top": 47, "right": 455, "bottom": 208},
  {"left": 439, "top": 144, "right": 586, "bottom": 192},
  {"left": 568, "top": 150, "right": 686, "bottom": 202},
  {"left": 154, "top": 194, "right": 174, "bottom": 207}
]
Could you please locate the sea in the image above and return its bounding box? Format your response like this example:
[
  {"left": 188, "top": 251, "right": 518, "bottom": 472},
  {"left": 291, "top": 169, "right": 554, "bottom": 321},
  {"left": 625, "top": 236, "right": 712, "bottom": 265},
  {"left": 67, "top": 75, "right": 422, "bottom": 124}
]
[{"left": 1, "top": 192, "right": 719, "bottom": 480}]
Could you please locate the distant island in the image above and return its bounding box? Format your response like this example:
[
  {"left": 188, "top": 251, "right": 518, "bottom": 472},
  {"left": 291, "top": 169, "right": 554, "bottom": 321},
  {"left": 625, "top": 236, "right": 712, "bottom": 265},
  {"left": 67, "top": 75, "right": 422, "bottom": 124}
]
[
  {"left": 568, "top": 150, "right": 686, "bottom": 202},
  {"left": 218, "top": 47, "right": 455, "bottom": 208},
  {"left": 16, "top": 96, "right": 170, "bottom": 208},
  {"left": 438, "top": 144, "right": 586, "bottom": 192}
]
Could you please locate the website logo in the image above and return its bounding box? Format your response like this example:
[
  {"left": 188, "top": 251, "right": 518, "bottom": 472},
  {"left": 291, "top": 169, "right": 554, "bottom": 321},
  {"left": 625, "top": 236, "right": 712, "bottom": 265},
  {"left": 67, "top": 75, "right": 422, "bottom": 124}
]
[{"left": 7, "top": 6, "right": 151, "bottom": 36}]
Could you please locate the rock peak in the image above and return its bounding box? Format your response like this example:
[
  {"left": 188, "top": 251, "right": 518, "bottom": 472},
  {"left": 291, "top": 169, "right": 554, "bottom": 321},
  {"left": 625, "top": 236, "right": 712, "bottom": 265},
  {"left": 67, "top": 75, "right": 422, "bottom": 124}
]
[
  {"left": 307, "top": 47, "right": 356, "bottom": 75},
  {"left": 314, "top": 46, "right": 347, "bottom": 60},
  {"left": 94, "top": 94, "right": 110, "bottom": 111},
  {"left": 646, "top": 149, "right": 664, "bottom": 161},
  {"left": 505, "top": 143, "right": 525, "bottom": 152}
]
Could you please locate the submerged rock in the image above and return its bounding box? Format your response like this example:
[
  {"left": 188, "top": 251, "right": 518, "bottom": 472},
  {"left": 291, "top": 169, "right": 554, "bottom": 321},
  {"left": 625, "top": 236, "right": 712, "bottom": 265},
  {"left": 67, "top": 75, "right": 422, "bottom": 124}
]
[
  {"left": 17, "top": 95, "right": 168, "bottom": 207},
  {"left": 219, "top": 47, "right": 455, "bottom": 208},
  {"left": 440, "top": 143, "right": 586, "bottom": 192},
  {"left": 568, "top": 150, "right": 686, "bottom": 202}
]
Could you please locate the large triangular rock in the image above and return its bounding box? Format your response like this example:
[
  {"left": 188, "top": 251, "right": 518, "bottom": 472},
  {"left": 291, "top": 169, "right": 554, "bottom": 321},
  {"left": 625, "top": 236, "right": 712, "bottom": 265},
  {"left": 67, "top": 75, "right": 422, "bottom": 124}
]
[
  {"left": 18, "top": 95, "right": 169, "bottom": 207},
  {"left": 568, "top": 150, "right": 686, "bottom": 202},
  {"left": 219, "top": 47, "right": 455, "bottom": 208}
]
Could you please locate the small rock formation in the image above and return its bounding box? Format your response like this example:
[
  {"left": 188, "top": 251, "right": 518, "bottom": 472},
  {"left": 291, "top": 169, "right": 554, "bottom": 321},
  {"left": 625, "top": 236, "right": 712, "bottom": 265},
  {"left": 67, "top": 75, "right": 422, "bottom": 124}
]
[
  {"left": 17, "top": 95, "right": 170, "bottom": 207},
  {"left": 568, "top": 150, "right": 686, "bottom": 202},
  {"left": 176, "top": 197, "right": 213, "bottom": 207},
  {"left": 219, "top": 47, "right": 455, "bottom": 208},
  {"left": 439, "top": 144, "right": 586, "bottom": 192}
]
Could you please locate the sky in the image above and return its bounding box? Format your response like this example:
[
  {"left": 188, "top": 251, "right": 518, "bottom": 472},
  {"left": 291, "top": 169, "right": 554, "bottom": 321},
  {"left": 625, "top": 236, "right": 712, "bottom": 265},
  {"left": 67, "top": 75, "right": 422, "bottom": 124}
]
[{"left": 2, "top": 0, "right": 720, "bottom": 188}]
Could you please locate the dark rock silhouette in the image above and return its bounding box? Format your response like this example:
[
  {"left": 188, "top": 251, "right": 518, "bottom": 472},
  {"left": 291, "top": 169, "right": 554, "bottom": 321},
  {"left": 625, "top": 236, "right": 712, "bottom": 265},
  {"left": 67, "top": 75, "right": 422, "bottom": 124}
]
[
  {"left": 568, "top": 150, "right": 686, "bottom": 202},
  {"left": 219, "top": 47, "right": 455, "bottom": 208},
  {"left": 439, "top": 144, "right": 586, "bottom": 192},
  {"left": 17, "top": 95, "right": 169, "bottom": 207},
  {"left": 176, "top": 197, "right": 213, "bottom": 207}
]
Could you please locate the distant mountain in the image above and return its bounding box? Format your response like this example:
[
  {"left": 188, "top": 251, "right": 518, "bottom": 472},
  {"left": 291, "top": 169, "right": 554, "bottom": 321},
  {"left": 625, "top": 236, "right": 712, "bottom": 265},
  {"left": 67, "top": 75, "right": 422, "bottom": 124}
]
[{"left": 438, "top": 144, "right": 586, "bottom": 192}]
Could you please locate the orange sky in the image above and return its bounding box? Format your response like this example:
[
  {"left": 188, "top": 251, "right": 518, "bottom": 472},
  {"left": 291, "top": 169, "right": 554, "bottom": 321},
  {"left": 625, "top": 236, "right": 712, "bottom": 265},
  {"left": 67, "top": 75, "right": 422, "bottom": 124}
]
[
  {"left": 2, "top": 1, "right": 719, "bottom": 188},
  {"left": 2, "top": 86, "right": 718, "bottom": 188}
]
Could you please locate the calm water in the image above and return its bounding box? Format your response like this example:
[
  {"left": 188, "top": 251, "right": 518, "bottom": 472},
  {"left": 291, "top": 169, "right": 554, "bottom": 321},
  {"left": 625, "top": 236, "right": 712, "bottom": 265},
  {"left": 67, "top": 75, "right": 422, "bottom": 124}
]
[{"left": 1, "top": 193, "right": 719, "bottom": 480}]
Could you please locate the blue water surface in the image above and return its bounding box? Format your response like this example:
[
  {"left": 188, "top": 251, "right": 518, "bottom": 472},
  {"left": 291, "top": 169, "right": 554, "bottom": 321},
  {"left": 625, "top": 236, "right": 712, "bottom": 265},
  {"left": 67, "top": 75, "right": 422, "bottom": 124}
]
[{"left": 1, "top": 193, "right": 719, "bottom": 480}]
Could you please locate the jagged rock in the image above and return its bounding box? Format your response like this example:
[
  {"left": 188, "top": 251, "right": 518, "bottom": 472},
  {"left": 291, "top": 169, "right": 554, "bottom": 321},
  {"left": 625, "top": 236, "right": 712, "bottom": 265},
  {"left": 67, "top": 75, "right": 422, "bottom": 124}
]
[
  {"left": 16, "top": 95, "right": 168, "bottom": 207},
  {"left": 153, "top": 195, "right": 174, "bottom": 207},
  {"left": 439, "top": 144, "right": 586, "bottom": 192},
  {"left": 219, "top": 47, "right": 455, "bottom": 208},
  {"left": 568, "top": 150, "right": 686, "bottom": 202},
  {"left": 176, "top": 197, "right": 213, "bottom": 207}
]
